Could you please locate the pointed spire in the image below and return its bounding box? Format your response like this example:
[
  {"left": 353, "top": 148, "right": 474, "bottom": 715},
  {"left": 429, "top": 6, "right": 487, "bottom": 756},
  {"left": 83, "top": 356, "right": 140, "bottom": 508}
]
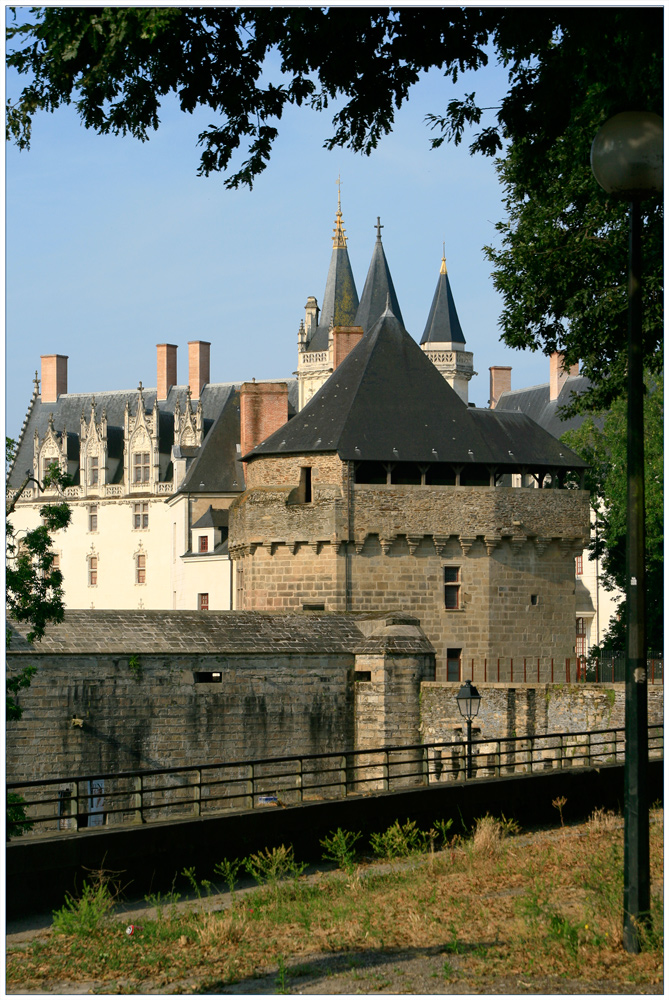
[
  {"left": 354, "top": 218, "right": 404, "bottom": 332},
  {"left": 306, "top": 188, "right": 359, "bottom": 352},
  {"left": 33, "top": 371, "right": 40, "bottom": 396},
  {"left": 420, "top": 248, "right": 465, "bottom": 346},
  {"left": 332, "top": 175, "right": 347, "bottom": 248}
]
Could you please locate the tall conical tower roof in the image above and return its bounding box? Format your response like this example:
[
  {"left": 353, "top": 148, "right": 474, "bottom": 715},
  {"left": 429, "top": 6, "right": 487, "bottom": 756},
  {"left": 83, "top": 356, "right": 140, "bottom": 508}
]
[
  {"left": 354, "top": 217, "right": 404, "bottom": 332},
  {"left": 307, "top": 192, "right": 359, "bottom": 352},
  {"left": 421, "top": 250, "right": 465, "bottom": 345}
]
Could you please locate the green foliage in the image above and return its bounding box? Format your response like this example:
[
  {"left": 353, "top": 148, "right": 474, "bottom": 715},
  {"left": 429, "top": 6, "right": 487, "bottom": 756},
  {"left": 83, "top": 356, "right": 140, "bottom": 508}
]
[
  {"left": 52, "top": 875, "right": 116, "bottom": 936},
  {"left": 320, "top": 828, "right": 362, "bottom": 874},
  {"left": 181, "top": 866, "right": 214, "bottom": 900},
  {"left": 562, "top": 377, "right": 663, "bottom": 649},
  {"left": 244, "top": 845, "right": 306, "bottom": 895},
  {"left": 213, "top": 857, "right": 243, "bottom": 896},
  {"left": 370, "top": 818, "right": 426, "bottom": 860},
  {"left": 6, "top": 791, "right": 34, "bottom": 839},
  {"left": 128, "top": 655, "right": 143, "bottom": 681},
  {"left": 6, "top": 664, "right": 36, "bottom": 721}
]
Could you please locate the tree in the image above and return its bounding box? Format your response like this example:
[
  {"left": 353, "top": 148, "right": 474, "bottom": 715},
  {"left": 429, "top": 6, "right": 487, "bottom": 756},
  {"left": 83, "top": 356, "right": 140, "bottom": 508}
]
[
  {"left": 6, "top": 438, "right": 71, "bottom": 714},
  {"left": 561, "top": 377, "right": 663, "bottom": 652},
  {"left": 6, "top": 8, "right": 662, "bottom": 399}
]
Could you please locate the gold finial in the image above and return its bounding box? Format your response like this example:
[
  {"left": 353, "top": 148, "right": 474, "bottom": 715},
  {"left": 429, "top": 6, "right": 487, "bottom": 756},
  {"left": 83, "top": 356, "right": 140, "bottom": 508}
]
[
  {"left": 440, "top": 242, "right": 447, "bottom": 275},
  {"left": 332, "top": 176, "right": 347, "bottom": 248}
]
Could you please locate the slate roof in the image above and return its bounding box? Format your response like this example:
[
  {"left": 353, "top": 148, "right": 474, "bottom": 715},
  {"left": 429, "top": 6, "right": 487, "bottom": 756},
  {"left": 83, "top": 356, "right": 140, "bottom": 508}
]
[
  {"left": 307, "top": 244, "right": 359, "bottom": 353},
  {"left": 6, "top": 610, "right": 434, "bottom": 656},
  {"left": 420, "top": 262, "right": 465, "bottom": 345},
  {"left": 495, "top": 375, "right": 592, "bottom": 438},
  {"left": 192, "top": 506, "right": 230, "bottom": 530},
  {"left": 9, "top": 379, "right": 298, "bottom": 493},
  {"left": 354, "top": 228, "right": 405, "bottom": 332},
  {"left": 247, "top": 308, "right": 587, "bottom": 471}
]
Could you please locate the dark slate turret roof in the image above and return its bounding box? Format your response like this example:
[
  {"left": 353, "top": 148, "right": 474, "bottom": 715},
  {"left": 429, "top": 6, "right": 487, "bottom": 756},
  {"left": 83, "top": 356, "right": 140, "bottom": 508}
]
[
  {"left": 306, "top": 200, "right": 359, "bottom": 353},
  {"left": 354, "top": 220, "right": 404, "bottom": 332},
  {"left": 495, "top": 376, "right": 592, "bottom": 438},
  {"left": 247, "top": 308, "right": 587, "bottom": 470},
  {"left": 420, "top": 257, "right": 465, "bottom": 345}
]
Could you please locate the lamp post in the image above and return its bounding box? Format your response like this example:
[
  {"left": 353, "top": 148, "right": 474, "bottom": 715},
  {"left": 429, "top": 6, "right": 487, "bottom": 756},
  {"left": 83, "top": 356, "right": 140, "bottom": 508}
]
[
  {"left": 456, "top": 680, "right": 481, "bottom": 778},
  {"left": 590, "top": 110, "right": 663, "bottom": 954}
]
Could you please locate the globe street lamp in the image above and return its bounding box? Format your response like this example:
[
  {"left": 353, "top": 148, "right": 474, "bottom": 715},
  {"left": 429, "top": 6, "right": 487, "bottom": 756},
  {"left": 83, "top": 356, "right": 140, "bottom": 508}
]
[
  {"left": 456, "top": 680, "right": 481, "bottom": 779},
  {"left": 590, "top": 110, "right": 662, "bottom": 954}
]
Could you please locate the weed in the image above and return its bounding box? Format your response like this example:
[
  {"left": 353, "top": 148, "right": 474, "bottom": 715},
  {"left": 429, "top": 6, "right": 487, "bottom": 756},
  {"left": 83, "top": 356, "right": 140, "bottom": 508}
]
[
  {"left": 145, "top": 879, "right": 182, "bottom": 920},
  {"left": 470, "top": 814, "right": 516, "bottom": 855},
  {"left": 128, "top": 655, "right": 143, "bottom": 681},
  {"left": 181, "top": 866, "right": 215, "bottom": 900},
  {"left": 213, "top": 857, "right": 243, "bottom": 897},
  {"left": 588, "top": 807, "right": 619, "bottom": 832},
  {"left": 6, "top": 791, "right": 34, "bottom": 839},
  {"left": 52, "top": 871, "right": 117, "bottom": 936},
  {"left": 370, "top": 818, "right": 429, "bottom": 859},
  {"left": 443, "top": 958, "right": 456, "bottom": 978},
  {"left": 552, "top": 795, "right": 567, "bottom": 827},
  {"left": 245, "top": 844, "right": 306, "bottom": 897},
  {"left": 432, "top": 817, "right": 454, "bottom": 847},
  {"left": 320, "top": 827, "right": 361, "bottom": 874},
  {"left": 275, "top": 955, "right": 288, "bottom": 994}
]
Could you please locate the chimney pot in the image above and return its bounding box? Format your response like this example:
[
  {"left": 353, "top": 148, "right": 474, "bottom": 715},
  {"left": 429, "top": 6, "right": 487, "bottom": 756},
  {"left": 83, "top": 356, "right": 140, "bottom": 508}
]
[{"left": 550, "top": 352, "right": 579, "bottom": 401}]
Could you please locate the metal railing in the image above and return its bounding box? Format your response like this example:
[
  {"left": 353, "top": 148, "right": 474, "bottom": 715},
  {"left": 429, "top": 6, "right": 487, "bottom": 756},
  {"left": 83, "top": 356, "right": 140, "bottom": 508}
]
[
  {"left": 454, "top": 655, "right": 663, "bottom": 684},
  {"left": 7, "top": 725, "right": 662, "bottom": 839}
]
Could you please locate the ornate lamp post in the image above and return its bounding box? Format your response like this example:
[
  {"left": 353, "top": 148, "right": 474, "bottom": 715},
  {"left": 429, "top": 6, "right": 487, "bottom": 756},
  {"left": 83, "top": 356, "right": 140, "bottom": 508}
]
[
  {"left": 590, "top": 110, "right": 663, "bottom": 954},
  {"left": 456, "top": 680, "right": 481, "bottom": 778}
]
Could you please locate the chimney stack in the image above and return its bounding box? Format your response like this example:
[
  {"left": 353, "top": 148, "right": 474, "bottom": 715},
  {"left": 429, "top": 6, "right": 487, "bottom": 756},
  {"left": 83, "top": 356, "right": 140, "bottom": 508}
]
[
  {"left": 157, "top": 344, "right": 178, "bottom": 401},
  {"left": 489, "top": 366, "right": 512, "bottom": 409},
  {"left": 550, "top": 352, "right": 579, "bottom": 401},
  {"left": 40, "top": 355, "right": 68, "bottom": 403},
  {"left": 332, "top": 326, "right": 364, "bottom": 371},
  {"left": 188, "top": 341, "right": 211, "bottom": 399},
  {"left": 239, "top": 381, "right": 289, "bottom": 459}
]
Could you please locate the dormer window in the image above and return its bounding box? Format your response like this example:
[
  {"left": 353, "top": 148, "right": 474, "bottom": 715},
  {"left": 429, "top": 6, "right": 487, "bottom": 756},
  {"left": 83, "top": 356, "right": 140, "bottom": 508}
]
[{"left": 133, "top": 452, "right": 150, "bottom": 484}]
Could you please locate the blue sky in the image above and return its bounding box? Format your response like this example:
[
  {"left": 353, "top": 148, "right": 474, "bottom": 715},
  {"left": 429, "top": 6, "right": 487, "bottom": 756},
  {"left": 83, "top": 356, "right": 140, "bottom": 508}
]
[{"left": 6, "top": 32, "right": 554, "bottom": 441}]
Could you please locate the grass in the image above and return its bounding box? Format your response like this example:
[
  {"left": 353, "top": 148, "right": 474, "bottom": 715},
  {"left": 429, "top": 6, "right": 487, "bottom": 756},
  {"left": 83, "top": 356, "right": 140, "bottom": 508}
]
[{"left": 6, "top": 808, "right": 664, "bottom": 994}]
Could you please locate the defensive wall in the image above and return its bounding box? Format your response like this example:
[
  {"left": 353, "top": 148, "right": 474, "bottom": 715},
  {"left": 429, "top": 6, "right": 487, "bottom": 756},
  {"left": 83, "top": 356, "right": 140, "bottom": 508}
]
[{"left": 6, "top": 610, "right": 662, "bottom": 787}]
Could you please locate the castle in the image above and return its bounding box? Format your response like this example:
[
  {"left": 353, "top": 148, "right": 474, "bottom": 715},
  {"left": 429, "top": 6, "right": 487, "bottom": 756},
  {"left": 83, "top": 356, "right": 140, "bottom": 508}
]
[{"left": 8, "top": 198, "right": 592, "bottom": 679}]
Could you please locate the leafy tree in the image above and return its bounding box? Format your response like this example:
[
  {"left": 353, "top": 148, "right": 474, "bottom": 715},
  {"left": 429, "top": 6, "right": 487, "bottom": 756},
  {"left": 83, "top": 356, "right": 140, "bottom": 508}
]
[
  {"left": 5, "top": 8, "right": 662, "bottom": 398},
  {"left": 6, "top": 438, "right": 71, "bottom": 716},
  {"left": 561, "top": 377, "right": 663, "bottom": 652}
]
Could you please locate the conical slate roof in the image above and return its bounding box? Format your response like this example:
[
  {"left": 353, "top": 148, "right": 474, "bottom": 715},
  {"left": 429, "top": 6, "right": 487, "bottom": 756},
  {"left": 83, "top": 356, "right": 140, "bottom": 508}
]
[
  {"left": 354, "top": 219, "right": 404, "bottom": 332},
  {"left": 421, "top": 256, "right": 465, "bottom": 345},
  {"left": 247, "top": 307, "right": 587, "bottom": 470},
  {"left": 307, "top": 200, "right": 359, "bottom": 352}
]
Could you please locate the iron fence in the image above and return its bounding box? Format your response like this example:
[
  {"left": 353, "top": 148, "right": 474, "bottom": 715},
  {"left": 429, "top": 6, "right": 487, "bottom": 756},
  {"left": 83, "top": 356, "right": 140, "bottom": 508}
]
[
  {"left": 455, "top": 655, "right": 663, "bottom": 684},
  {"left": 7, "top": 725, "right": 663, "bottom": 839}
]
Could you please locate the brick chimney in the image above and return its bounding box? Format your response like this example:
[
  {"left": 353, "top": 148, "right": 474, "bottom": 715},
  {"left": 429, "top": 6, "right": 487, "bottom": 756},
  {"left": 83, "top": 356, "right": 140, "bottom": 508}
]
[
  {"left": 188, "top": 341, "right": 211, "bottom": 399},
  {"left": 489, "top": 366, "right": 512, "bottom": 409},
  {"left": 157, "top": 344, "right": 178, "bottom": 401},
  {"left": 332, "top": 326, "right": 364, "bottom": 370},
  {"left": 550, "top": 352, "right": 579, "bottom": 401},
  {"left": 40, "top": 355, "right": 68, "bottom": 403},
  {"left": 240, "top": 381, "right": 289, "bottom": 458}
]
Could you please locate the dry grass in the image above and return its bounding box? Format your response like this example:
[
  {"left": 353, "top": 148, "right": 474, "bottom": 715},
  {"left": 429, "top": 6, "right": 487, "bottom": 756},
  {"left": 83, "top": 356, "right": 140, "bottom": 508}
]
[{"left": 6, "top": 808, "right": 664, "bottom": 994}]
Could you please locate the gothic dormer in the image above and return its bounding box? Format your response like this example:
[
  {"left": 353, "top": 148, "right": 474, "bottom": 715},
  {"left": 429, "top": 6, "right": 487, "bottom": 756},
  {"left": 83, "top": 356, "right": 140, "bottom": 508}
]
[
  {"left": 34, "top": 413, "right": 68, "bottom": 493},
  {"left": 174, "top": 388, "right": 203, "bottom": 448},
  {"left": 124, "top": 383, "right": 160, "bottom": 493},
  {"left": 79, "top": 397, "right": 109, "bottom": 494}
]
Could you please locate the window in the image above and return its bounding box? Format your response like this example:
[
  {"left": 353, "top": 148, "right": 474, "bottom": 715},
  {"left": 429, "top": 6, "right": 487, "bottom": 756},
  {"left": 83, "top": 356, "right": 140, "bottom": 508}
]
[
  {"left": 88, "top": 556, "right": 98, "bottom": 586},
  {"left": 576, "top": 617, "right": 587, "bottom": 658},
  {"left": 88, "top": 505, "right": 98, "bottom": 532},
  {"left": 133, "top": 451, "right": 150, "bottom": 483},
  {"left": 51, "top": 553, "right": 60, "bottom": 572},
  {"left": 446, "top": 648, "right": 462, "bottom": 682},
  {"left": 198, "top": 535, "right": 209, "bottom": 553},
  {"left": 575, "top": 554, "right": 583, "bottom": 576},
  {"left": 134, "top": 502, "right": 149, "bottom": 529},
  {"left": 89, "top": 456, "right": 99, "bottom": 486},
  {"left": 444, "top": 566, "right": 460, "bottom": 609},
  {"left": 136, "top": 553, "right": 146, "bottom": 584},
  {"left": 198, "top": 593, "right": 209, "bottom": 611},
  {"left": 299, "top": 466, "right": 312, "bottom": 503},
  {"left": 530, "top": 594, "right": 539, "bottom": 606},
  {"left": 42, "top": 457, "right": 58, "bottom": 483},
  {"left": 194, "top": 671, "right": 221, "bottom": 683}
]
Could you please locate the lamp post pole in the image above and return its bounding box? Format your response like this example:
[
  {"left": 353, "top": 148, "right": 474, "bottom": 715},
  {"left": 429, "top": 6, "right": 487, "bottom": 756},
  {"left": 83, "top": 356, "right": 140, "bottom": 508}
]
[
  {"left": 466, "top": 716, "right": 473, "bottom": 779},
  {"left": 623, "top": 196, "right": 649, "bottom": 953},
  {"left": 590, "top": 110, "right": 662, "bottom": 953}
]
